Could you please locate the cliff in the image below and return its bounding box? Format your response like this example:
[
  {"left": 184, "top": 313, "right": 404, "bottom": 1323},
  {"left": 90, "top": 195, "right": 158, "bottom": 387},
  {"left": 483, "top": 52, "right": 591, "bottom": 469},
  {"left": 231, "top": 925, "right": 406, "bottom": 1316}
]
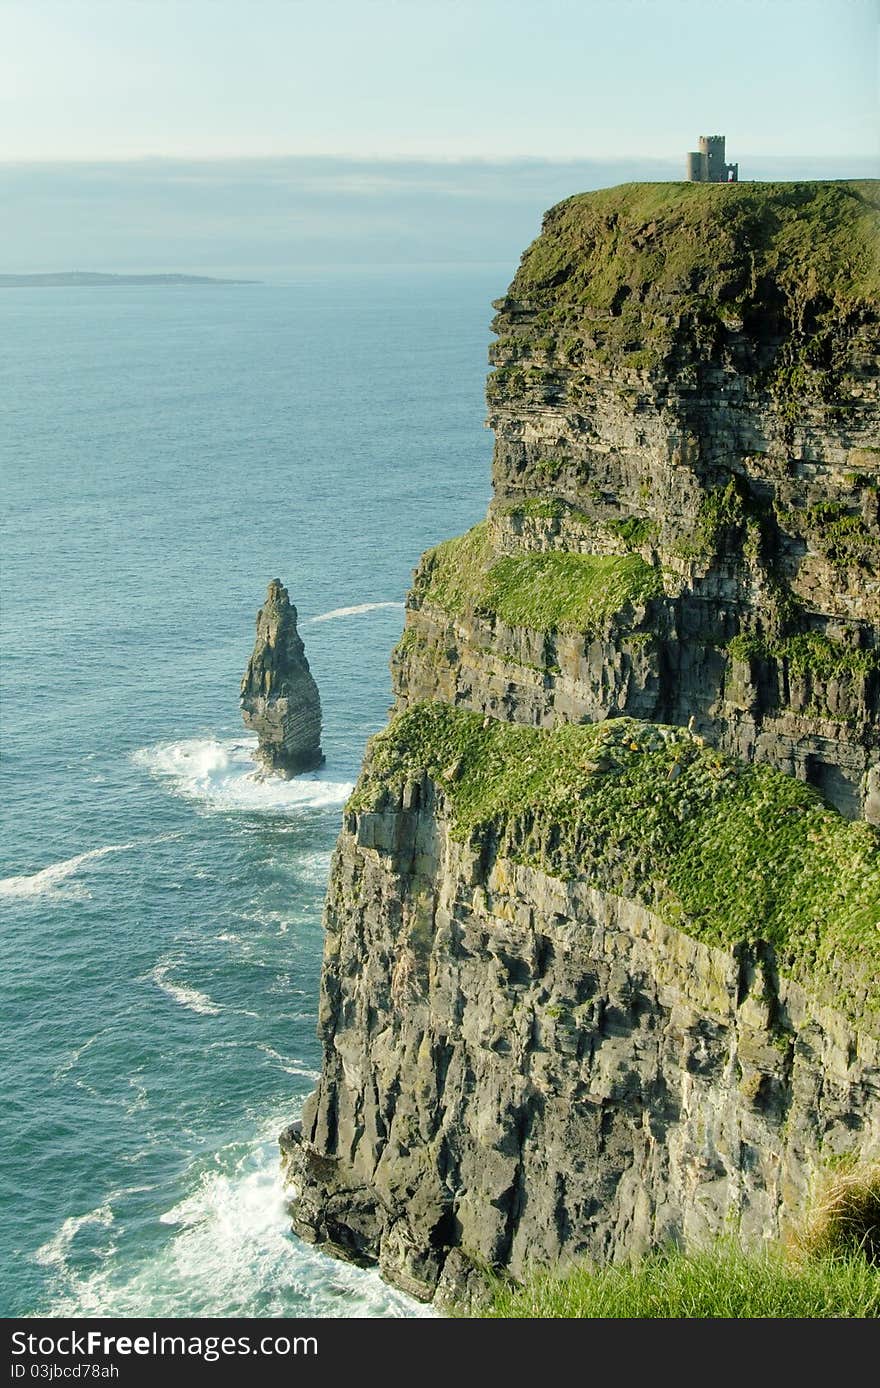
[
  {"left": 283, "top": 182, "right": 880, "bottom": 1304},
  {"left": 241, "top": 579, "right": 324, "bottom": 777},
  {"left": 395, "top": 181, "right": 880, "bottom": 822}
]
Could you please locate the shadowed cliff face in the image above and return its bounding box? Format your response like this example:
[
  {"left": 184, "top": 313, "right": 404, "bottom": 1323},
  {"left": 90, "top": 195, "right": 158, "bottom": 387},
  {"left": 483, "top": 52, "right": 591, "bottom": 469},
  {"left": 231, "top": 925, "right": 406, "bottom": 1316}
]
[
  {"left": 284, "top": 183, "right": 880, "bottom": 1305},
  {"left": 285, "top": 775, "right": 880, "bottom": 1303},
  {"left": 241, "top": 579, "right": 324, "bottom": 777}
]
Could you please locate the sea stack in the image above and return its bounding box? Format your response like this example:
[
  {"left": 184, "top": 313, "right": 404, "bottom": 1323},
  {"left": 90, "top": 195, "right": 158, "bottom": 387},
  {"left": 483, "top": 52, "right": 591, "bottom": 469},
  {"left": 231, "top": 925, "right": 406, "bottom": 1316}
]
[{"left": 240, "top": 579, "right": 324, "bottom": 777}]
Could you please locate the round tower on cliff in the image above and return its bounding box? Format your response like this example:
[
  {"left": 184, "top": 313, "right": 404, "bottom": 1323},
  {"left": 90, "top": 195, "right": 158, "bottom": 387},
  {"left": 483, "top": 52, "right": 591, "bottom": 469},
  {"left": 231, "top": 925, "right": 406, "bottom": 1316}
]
[
  {"left": 700, "top": 134, "right": 727, "bottom": 181},
  {"left": 686, "top": 134, "right": 738, "bottom": 182}
]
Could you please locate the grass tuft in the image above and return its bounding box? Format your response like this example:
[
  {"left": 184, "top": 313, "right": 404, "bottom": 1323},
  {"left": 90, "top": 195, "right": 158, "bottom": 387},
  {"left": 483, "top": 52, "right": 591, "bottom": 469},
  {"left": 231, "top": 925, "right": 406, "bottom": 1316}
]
[
  {"left": 480, "top": 1244, "right": 880, "bottom": 1318},
  {"left": 798, "top": 1165, "right": 880, "bottom": 1265}
]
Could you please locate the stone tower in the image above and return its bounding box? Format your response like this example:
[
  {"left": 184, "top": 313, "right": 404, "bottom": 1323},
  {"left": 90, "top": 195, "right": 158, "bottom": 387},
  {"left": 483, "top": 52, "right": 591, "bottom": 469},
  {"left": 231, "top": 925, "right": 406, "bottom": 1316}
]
[{"left": 686, "top": 134, "right": 738, "bottom": 182}]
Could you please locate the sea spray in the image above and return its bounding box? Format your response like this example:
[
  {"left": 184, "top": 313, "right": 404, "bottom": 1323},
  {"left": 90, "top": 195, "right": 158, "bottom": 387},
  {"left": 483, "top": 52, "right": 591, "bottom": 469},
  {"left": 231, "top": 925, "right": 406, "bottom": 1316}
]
[{"left": 132, "top": 738, "right": 353, "bottom": 814}]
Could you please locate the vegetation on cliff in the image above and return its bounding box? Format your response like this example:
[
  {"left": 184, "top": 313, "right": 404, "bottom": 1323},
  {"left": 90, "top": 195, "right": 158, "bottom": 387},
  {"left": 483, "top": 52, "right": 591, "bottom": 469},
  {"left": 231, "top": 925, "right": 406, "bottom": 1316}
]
[
  {"left": 492, "top": 180, "right": 880, "bottom": 383},
  {"left": 415, "top": 522, "right": 662, "bottom": 634},
  {"left": 482, "top": 1162, "right": 880, "bottom": 1317},
  {"left": 480, "top": 1245, "right": 880, "bottom": 1318},
  {"left": 728, "top": 630, "right": 880, "bottom": 683},
  {"left": 350, "top": 703, "right": 880, "bottom": 1024},
  {"left": 288, "top": 179, "right": 880, "bottom": 1305}
]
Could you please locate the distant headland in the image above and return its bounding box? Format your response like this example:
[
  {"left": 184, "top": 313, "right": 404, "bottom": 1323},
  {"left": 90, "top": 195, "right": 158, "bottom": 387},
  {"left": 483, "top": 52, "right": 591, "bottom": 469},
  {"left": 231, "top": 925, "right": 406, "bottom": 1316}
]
[{"left": 0, "top": 271, "right": 258, "bottom": 288}]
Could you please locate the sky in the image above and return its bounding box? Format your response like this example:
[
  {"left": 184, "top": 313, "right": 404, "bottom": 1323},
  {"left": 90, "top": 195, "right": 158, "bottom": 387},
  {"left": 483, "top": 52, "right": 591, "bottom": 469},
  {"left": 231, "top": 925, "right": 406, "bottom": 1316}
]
[
  {"left": 0, "top": 0, "right": 877, "bottom": 272},
  {"left": 1, "top": 0, "right": 878, "bottom": 161}
]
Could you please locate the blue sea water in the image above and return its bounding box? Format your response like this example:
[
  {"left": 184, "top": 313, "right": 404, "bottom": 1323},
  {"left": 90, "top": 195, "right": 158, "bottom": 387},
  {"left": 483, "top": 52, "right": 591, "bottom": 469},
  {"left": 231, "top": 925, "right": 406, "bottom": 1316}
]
[{"left": 0, "top": 269, "right": 500, "bottom": 1317}]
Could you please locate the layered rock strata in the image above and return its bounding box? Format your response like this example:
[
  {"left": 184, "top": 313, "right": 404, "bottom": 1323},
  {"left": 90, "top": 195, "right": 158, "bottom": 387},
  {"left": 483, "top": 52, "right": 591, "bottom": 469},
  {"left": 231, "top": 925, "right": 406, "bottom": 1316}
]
[
  {"left": 241, "top": 578, "right": 323, "bottom": 777},
  {"left": 284, "top": 182, "right": 880, "bottom": 1302},
  {"left": 394, "top": 182, "right": 880, "bottom": 822},
  {"left": 284, "top": 706, "right": 880, "bottom": 1302}
]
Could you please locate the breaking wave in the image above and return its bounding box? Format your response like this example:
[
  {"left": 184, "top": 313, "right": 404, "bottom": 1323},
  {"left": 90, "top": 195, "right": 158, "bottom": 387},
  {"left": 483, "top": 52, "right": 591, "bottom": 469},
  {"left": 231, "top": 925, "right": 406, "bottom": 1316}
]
[
  {"left": 308, "top": 601, "right": 404, "bottom": 623},
  {"left": 39, "top": 1118, "right": 433, "bottom": 1318},
  {"left": 0, "top": 844, "right": 134, "bottom": 901},
  {"left": 132, "top": 737, "right": 352, "bottom": 814}
]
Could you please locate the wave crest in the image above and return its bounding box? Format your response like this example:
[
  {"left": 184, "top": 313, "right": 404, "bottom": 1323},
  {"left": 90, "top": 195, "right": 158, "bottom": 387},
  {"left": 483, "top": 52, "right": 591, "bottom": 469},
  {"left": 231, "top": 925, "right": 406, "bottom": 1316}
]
[
  {"left": 0, "top": 843, "right": 133, "bottom": 901},
  {"left": 132, "top": 737, "right": 352, "bottom": 814},
  {"left": 150, "top": 964, "right": 222, "bottom": 1017},
  {"left": 308, "top": 601, "right": 404, "bottom": 623}
]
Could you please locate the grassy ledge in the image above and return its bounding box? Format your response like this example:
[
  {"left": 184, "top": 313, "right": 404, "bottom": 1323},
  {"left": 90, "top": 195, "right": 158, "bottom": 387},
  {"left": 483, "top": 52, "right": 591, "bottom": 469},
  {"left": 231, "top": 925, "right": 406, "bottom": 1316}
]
[
  {"left": 728, "top": 630, "right": 880, "bottom": 682},
  {"left": 350, "top": 703, "right": 880, "bottom": 1026},
  {"left": 416, "top": 523, "right": 663, "bottom": 634},
  {"left": 479, "top": 1244, "right": 880, "bottom": 1318}
]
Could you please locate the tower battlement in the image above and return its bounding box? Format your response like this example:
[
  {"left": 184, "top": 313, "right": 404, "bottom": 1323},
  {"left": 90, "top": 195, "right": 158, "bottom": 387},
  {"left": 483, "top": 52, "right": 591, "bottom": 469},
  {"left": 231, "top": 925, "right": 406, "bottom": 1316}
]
[{"left": 686, "top": 134, "right": 738, "bottom": 182}]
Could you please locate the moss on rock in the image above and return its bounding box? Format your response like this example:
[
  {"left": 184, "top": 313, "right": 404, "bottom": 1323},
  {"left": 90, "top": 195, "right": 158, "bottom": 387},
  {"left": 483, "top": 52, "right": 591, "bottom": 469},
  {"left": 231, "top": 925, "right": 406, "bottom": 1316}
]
[{"left": 350, "top": 703, "right": 880, "bottom": 1027}]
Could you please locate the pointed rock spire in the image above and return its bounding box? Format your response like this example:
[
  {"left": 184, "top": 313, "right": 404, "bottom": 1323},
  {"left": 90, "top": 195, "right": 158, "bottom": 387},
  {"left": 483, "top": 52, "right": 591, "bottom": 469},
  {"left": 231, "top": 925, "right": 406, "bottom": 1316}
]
[{"left": 240, "top": 579, "right": 324, "bottom": 778}]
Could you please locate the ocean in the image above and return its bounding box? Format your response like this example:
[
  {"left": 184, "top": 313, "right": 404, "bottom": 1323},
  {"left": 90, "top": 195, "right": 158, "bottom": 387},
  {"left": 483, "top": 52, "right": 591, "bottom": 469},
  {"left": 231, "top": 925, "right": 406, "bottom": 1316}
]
[{"left": 0, "top": 269, "right": 500, "bottom": 1317}]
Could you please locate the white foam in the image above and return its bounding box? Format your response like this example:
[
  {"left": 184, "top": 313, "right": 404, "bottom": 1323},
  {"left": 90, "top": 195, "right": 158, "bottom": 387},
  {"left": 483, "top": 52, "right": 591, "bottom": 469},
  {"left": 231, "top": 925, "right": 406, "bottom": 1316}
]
[
  {"left": 256, "top": 1044, "right": 321, "bottom": 1081},
  {"left": 295, "top": 849, "right": 334, "bottom": 885},
  {"left": 0, "top": 843, "right": 133, "bottom": 901},
  {"left": 132, "top": 736, "right": 353, "bottom": 814},
  {"left": 150, "top": 963, "right": 222, "bottom": 1016},
  {"left": 308, "top": 601, "right": 404, "bottom": 623},
  {"left": 41, "top": 1115, "right": 434, "bottom": 1318},
  {"left": 52, "top": 1029, "right": 107, "bottom": 1083},
  {"left": 35, "top": 1204, "right": 115, "bottom": 1269}
]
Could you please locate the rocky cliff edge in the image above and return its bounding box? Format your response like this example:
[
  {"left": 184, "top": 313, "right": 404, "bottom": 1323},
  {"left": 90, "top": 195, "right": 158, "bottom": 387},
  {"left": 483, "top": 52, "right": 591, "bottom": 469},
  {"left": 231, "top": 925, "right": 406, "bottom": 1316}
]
[{"left": 283, "top": 182, "right": 880, "bottom": 1303}]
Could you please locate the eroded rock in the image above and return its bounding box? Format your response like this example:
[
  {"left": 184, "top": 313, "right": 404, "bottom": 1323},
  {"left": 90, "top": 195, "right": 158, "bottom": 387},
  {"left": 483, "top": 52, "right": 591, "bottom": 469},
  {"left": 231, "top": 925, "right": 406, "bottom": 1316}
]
[{"left": 241, "top": 579, "right": 323, "bottom": 777}]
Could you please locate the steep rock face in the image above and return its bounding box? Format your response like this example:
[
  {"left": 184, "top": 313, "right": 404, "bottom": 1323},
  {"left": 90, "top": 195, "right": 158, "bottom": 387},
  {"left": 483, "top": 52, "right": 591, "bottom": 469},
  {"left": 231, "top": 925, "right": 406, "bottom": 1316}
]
[
  {"left": 394, "top": 183, "right": 880, "bottom": 822},
  {"left": 285, "top": 760, "right": 880, "bottom": 1304},
  {"left": 285, "top": 182, "right": 880, "bottom": 1302},
  {"left": 241, "top": 579, "right": 323, "bottom": 777}
]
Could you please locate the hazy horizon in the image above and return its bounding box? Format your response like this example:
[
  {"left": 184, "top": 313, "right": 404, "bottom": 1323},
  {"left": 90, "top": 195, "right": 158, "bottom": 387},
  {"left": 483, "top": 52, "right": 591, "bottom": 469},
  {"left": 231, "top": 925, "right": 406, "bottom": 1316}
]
[
  {"left": 3, "top": 152, "right": 877, "bottom": 279},
  {"left": 3, "top": 1, "right": 876, "bottom": 276}
]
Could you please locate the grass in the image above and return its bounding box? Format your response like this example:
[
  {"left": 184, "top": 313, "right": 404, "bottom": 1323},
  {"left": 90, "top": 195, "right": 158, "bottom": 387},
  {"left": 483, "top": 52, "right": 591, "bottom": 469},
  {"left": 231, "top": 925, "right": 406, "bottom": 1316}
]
[
  {"left": 799, "top": 1164, "right": 880, "bottom": 1265},
  {"left": 350, "top": 704, "right": 880, "bottom": 1026},
  {"left": 728, "top": 630, "right": 880, "bottom": 683},
  {"left": 481, "top": 1165, "right": 880, "bottom": 1317},
  {"left": 490, "top": 180, "right": 880, "bottom": 399},
  {"left": 417, "top": 523, "right": 663, "bottom": 634},
  {"left": 480, "top": 1245, "right": 880, "bottom": 1318},
  {"left": 604, "top": 515, "right": 658, "bottom": 548},
  {"left": 501, "top": 497, "right": 569, "bottom": 521}
]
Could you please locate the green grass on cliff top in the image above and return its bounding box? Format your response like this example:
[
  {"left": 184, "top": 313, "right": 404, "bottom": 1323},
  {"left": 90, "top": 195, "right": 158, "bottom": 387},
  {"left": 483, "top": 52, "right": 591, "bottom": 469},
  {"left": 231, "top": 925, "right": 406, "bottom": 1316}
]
[
  {"left": 351, "top": 703, "right": 880, "bottom": 1027},
  {"left": 512, "top": 180, "right": 880, "bottom": 310},
  {"left": 417, "top": 523, "right": 662, "bottom": 634},
  {"left": 503, "top": 180, "right": 880, "bottom": 361},
  {"left": 480, "top": 1245, "right": 880, "bottom": 1318}
]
